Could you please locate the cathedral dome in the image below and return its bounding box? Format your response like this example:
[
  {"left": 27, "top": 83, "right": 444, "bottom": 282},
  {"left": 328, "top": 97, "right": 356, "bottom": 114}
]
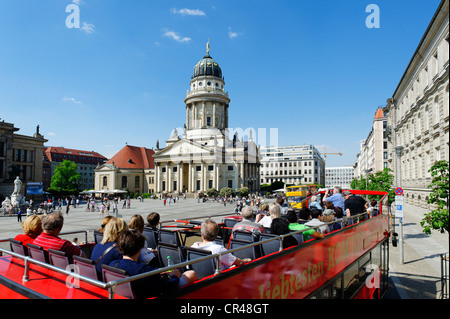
[{"left": 192, "top": 53, "right": 222, "bottom": 79}]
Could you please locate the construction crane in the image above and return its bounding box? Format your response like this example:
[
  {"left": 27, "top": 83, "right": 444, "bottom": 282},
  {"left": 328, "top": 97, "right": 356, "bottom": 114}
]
[{"left": 320, "top": 146, "right": 343, "bottom": 164}]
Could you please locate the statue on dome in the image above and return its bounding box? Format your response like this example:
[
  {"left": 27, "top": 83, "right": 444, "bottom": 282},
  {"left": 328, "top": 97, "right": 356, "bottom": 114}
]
[{"left": 206, "top": 39, "right": 210, "bottom": 55}]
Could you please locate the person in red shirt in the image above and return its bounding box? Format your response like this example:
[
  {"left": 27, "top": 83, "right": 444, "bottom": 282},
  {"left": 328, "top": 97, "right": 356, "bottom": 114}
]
[
  {"left": 33, "top": 211, "right": 85, "bottom": 262},
  {"left": 14, "top": 215, "right": 43, "bottom": 247}
]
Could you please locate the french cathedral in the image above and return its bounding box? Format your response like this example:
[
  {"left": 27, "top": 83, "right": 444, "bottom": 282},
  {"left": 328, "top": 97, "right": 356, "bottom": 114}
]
[{"left": 152, "top": 43, "right": 261, "bottom": 194}]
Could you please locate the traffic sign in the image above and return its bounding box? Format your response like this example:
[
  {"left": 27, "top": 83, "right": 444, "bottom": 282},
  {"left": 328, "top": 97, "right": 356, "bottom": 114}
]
[
  {"left": 395, "top": 187, "right": 403, "bottom": 196},
  {"left": 395, "top": 195, "right": 404, "bottom": 203}
]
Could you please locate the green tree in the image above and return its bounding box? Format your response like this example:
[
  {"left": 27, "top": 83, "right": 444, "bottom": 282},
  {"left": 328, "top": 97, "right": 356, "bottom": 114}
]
[
  {"left": 236, "top": 187, "right": 249, "bottom": 197},
  {"left": 421, "top": 160, "right": 449, "bottom": 234},
  {"left": 351, "top": 168, "right": 395, "bottom": 204},
  {"left": 48, "top": 160, "right": 81, "bottom": 195},
  {"left": 205, "top": 188, "right": 219, "bottom": 197},
  {"left": 219, "top": 187, "right": 234, "bottom": 197}
]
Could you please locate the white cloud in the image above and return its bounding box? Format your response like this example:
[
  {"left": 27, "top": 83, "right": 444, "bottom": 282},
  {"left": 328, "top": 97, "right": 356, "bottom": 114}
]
[
  {"left": 47, "top": 132, "right": 56, "bottom": 137},
  {"left": 80, "top": 22, "right": 95, "bottom": 34},
  {"left": 228, "top": 27, "right": 242, "bottom": 39},
  {"left": 171, "top": 8, "right": 206, "bottom": 16},
  {"left": 62, "top": 96, "right": 82, "bottom": 104},
  {"left": 163, "top": 30, "right": 191, "bottom": 43},
  {"left": 72, "top": 0, "right": 83, "bottom": 5}
]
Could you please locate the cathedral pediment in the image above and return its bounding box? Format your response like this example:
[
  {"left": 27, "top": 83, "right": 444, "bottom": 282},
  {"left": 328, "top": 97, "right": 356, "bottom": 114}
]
[{"left": 154, "top": 138, "right": 215, "bottom": 161}]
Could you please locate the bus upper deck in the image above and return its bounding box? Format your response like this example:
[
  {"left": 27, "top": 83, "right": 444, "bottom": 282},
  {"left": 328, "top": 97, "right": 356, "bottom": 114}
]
[{"left": 0, "top": 190, "right": 391, "bottom": 299}]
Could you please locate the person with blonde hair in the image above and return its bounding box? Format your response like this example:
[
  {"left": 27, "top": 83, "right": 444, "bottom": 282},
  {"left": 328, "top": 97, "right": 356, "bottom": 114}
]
[
  {"left": 14, "top": 215, "right": 43, "bottom": 247},
  {"left": 256, "top": 203, "right": 281, "bottom": 228},
  {"left": 91, "top": 217, "right": 128, "bottom": 274}
]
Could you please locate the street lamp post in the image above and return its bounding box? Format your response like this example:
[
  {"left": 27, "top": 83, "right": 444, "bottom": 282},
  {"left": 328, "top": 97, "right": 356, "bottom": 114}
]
[{"left": 395, "top": 145, "right": 405, "bottom": 264}]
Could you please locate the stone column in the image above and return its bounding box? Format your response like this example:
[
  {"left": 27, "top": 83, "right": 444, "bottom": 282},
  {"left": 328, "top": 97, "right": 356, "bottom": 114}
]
[
  {"left": 177, "top": 162, "right": 181, "bottom": 193},
  {"left": 188, "top": 162, "right": 193, "bottom": 192},
  {"left": 202, "top": 101, "right": 206, "bottom": 128}
]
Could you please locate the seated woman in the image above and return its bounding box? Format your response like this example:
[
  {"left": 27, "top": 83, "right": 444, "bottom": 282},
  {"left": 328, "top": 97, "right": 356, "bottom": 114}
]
[
  {"left": 270, "top": 218, "right": 298, "bottom": 249},
  {"left": 15, "top": 215, "right": 43, "bottom": 247},
  {"left": 128, "top": 214, "right": 157, "bottom": 266},
  {"left": 111, "top": 230, "right": 197, "bottom": 299},
  {"left": 91, "top": 217, "right": 128, "bottom": 275},
  {"left": 255, "top": 203, "right": 281, "bottom": 228}
]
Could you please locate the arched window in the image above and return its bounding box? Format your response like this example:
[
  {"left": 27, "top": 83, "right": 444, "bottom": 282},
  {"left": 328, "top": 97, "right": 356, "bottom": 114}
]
[
  {"left": 121, "top": 176, "right": 127, "bottom": 188},
  {"left": 434, "top": 96, "right": 440, "bottom": 124}
]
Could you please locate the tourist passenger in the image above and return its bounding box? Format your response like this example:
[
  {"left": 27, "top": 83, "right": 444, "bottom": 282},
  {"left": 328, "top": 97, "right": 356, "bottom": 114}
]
[
  {"left": 270, "top": 218, "right": 298, "bottom": 249},
  {"left": 32, "top": 211, "right": 85, "bottom": 261},
  {"left": 146, "top": 212, "right": 160, "bottom": 229},
  {"left": 322, "top": 186, "right": 345, "bottom": 211},
  {"left": 286, "top": 210, "right": 324, "bottom": 241},
  {"left": 14, "top": 215, "right": 43, "bottom": 247},
  {"left": 232, "top": 206, "right": 265, "bottom": 238},
  {"left": 276, "top": 197, "right": 287, "bottom": 215},
  {"left": 305, "top": 208, "right": 330, "bottom": 234},
  {"left": 367, "top": 200, "right": 380, "bottom": 217},
  {"left": 343, "top": 191, "right": 367, "bottom": 224},
  {"left": 129, "top": 214, "right": 156, "bottom": 265},
  {"left": 91, "top": 217, "right": 128, "bottom": 274},
  {"left": 98, "top": 216, "right": 113, "bottom": 233},
  {"left": 255, "top": 203, "right": 281, "bottom": 228},
  {"left": 298, "top": 207, "right": 312, "bottom": 224},
  {"left": 110, "top": 230, "right": 197, "bottom": 299},
  {"left": 308, "top": 196, "right": 323, "bottom": 211},
  {"left": 191, "top": 219, "right": 249, "bottom": 271},
  {"left": 322, "top": 202, "right": 338, "bottom": 231}
]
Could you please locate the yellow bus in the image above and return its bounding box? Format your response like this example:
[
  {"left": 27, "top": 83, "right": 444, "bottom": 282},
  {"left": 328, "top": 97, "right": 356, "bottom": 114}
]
[{"left": 285, "top": 185, "right": 309, "bottom": 209}]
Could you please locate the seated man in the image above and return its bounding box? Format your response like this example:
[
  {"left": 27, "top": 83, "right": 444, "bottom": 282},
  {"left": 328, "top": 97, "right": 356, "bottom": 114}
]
[
  {"left": 111, "top": 230, "right": 197, "bottom": 299},
  {"left": 305, "top": 208, "right": 330, "bottom": 234},
  {"left": 286, "top": 210, "right": 325, "bottom": 242},
  {"left": 192, "top": 219, "right": 249, "bottom": 271},
  {"left": 232, "top": 206, "right": 265, "bottom": 238},
  {"left": 32, "top": 211, "right": 85, "bottom": 261}
]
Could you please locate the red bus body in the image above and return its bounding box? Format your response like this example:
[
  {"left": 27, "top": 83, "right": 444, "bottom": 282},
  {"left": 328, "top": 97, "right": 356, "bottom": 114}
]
[{"left": 0, "top": 190, "right": 390, "bottom": 299}]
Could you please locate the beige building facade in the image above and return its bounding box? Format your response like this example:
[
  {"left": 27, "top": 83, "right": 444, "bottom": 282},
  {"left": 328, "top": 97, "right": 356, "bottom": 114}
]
[
  {"left": 94, "top": 145, "right": 155, "bottom": 195},
  {"left": 0, "top": 121, "right": 47, "bottom": 200},
  {"left": 384, "top": 0, "right": 449, "bottom": 208}
]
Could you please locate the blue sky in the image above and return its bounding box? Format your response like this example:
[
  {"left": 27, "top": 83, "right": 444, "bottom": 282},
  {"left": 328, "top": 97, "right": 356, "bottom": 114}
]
[{"left": 0, "top": 0, "right": 442, "bottom": 167}]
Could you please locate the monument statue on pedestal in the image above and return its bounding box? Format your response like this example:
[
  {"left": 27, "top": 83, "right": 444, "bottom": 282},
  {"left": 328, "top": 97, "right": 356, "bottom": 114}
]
[{"left": 11, "top": 176, "right": 26, "bottom": 208}]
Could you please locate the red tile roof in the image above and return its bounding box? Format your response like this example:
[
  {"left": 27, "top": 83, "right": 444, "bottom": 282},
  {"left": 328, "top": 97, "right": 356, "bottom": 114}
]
[
  {"left": 44, "top": 146, "right": 107, "bottom": 164},
  {"left": 374, "top": 108, "right": 385, "bottom": 119},
  {"left": 106, "top": 145, "right": 155, "bottom": 169}
]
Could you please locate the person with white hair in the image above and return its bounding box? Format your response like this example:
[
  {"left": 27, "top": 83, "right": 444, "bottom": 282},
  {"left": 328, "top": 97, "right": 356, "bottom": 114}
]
[
  {"left": 308, "top": 196, "right": 322, "bottom": 210},
  {"left": 232, "top": 206, "right": 265, "bottom": 237}
]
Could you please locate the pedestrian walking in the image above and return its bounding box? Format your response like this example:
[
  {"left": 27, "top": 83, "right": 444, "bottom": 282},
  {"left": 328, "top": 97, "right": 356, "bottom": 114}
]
[
  {"left": 66, "top": 204, "right": 70, "bottom": 216},
  {"left": 17, "top": 208, "right": 22, "bottom": 222}
]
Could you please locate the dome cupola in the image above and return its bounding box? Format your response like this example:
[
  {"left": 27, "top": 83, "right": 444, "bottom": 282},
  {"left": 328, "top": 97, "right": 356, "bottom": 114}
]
[{"left": 191, "top": 40, "right": 223, "bottom": 79}]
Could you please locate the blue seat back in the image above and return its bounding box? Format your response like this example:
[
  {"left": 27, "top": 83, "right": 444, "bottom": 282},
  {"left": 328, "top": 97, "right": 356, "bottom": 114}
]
[{"left": 185, "top": 246, "right": 215, "bottom": 279}]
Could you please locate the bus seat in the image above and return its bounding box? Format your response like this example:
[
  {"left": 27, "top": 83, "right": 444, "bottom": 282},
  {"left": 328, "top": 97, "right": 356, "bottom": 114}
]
[
  {"left": 101, "top": 264, "right": 136, "bottom": 299},
  {"left": 157, "top": 243, "right": 185, "bottom": 273},
  {"left": 229, "top": 238, "right": 257, "bottom": 260},
  {"left": 48, "top": 248, "right": 70, "bottom": 270},
  {"left": 73, "top": 255, "right": 101, "bottom": 281},
  {"left": 27, "top": 243, "right": 49, "bottom": 263},
  {"left": 142, "top": 227, "right": 158, "bottom": 249},
  {"left": 93, "top": 230, "right": 103, "bottom": 244},
  {"left": 9, "top": 238, "right": 28, "bottom": 256},
  {"left": 158, "top": 229, "right": 181, "bottom": 246},
  {"left": 259, "top": 233, "right": 282, "bottom": 256},
  {"left": 185, "top": 246, "right": 215, "bottom": 280}
]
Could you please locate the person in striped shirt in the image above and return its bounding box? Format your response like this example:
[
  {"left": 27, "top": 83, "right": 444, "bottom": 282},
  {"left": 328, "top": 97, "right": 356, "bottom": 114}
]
[{"left": 32, "top": 211, "right": 85, "bottom": 262}]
